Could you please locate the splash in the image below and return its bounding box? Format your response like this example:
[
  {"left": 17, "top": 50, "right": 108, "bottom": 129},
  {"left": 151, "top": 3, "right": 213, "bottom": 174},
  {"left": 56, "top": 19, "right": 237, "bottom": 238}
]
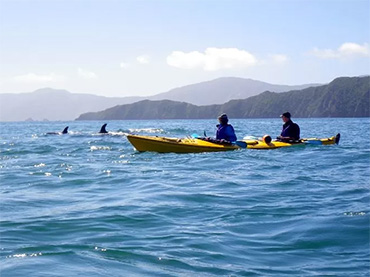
[
  {"left": 90, "top": 146, "right": 112, "bottom": 151},
  {"left": 128, "top": 128, "right": 164, "bottom": 134},
  {"left": 7, "top": 253, "right": 42, "bottom": 259}
]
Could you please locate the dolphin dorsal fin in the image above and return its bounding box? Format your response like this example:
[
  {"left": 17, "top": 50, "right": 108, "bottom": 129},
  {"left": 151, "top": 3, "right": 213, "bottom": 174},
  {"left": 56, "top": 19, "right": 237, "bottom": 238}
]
[
  {"left": 99, "top": 124, "right": 108, "bottom": 134},
  {"left": 62, "top": 126, "right": 69, "bottom": 134}
]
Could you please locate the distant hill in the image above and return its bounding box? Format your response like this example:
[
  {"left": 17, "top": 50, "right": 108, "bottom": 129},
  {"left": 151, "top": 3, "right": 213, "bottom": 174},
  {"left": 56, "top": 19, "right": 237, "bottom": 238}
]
[
  {"left": 76, "top": 100, "right": 208, "bottom": 120},
  {"left": 222, "top": 76, "right": 369, "bottom": 118},
  {"left": 0, "top": 77, "right": 319, "bottom": 121},
  {"left": 149, "top": 77, "right": 319, "bottom": 105},
  {"left": 76, "top": 76, "right": 370, "bottom": 120},
  {"left": 0, "top": 88, "right": 143, "bottom": 121}
]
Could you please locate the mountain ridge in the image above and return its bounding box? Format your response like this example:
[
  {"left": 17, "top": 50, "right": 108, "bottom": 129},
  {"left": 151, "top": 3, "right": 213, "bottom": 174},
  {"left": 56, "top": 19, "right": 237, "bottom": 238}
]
[
  {"left": 1, "top": 76, "right": 365, "bottom": 122},
  {"left": 150, "top": 77, "right": 320, "bottom": 105},
  {"left": 0, "top": 89, "right": 143, "bottom": 121},
  {"left": 0, "top": 77, "right": 322, "bottom": 121},
  {"left": 76, "top": 76, "right": 370, "bottom": 120}
]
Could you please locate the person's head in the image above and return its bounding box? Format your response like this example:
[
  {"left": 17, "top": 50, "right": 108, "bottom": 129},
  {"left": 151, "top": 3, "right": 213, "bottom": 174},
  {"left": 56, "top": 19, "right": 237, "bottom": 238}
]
[
  {"left": 280, "top": 112, "right": 291, "bottom": 123},
  {"left": 218, "top": 113, "right": 229, "bottom": 125}
]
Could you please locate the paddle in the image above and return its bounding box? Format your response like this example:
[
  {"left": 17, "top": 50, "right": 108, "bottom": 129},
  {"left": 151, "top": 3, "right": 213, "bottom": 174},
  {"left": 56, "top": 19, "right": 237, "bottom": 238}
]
[
  {"left": 302, "top": 139, "right": 322, "bottom": 145},
  {"left": 234, "top": 141, "right": 247, "bottom": 148},
  {"left": 301, "top": 133, "right": 340, "bottom": 145}
]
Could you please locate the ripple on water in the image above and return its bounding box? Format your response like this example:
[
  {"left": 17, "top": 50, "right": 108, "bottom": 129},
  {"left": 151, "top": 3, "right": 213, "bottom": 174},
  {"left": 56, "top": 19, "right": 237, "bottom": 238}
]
[{"left": 0, "top": 119, "right": 369, "bottom": 276}]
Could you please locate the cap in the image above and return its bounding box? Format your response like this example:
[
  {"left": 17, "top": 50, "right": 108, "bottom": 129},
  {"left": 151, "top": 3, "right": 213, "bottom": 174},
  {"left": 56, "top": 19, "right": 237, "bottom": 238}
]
[{"left": 280, "top": 112, "right": 291, "bottom": 119}]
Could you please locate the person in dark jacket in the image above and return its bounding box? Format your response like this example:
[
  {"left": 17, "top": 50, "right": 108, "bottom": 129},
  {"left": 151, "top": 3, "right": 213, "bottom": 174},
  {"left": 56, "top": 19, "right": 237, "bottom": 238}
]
[
  {"left": 216, "top": 113, "right": 237, "bottom": 142},
  {"left": 277, "top": 112, "right": 300, "bottom": 141}
]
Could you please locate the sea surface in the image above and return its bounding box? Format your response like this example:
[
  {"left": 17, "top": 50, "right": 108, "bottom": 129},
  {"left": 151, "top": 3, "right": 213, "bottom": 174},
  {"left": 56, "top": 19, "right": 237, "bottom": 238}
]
[{"left": 1, "top": 118, "right": 369, "bottom": 276}]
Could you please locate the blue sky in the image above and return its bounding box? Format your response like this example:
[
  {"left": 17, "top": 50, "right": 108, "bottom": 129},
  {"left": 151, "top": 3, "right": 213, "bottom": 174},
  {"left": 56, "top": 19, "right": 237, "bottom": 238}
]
[{"left": 0, "top": 0, "right": 369, "bottom": 96}]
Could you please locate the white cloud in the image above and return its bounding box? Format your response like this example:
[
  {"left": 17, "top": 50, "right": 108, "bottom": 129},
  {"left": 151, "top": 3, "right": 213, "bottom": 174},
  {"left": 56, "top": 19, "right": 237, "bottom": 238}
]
[
  {"left": 167, "top": 51, "right": 205, "bottom": 69},
  {"left": 120, "top": 62, "right": 130, "bottom": 69},
  {"left": 338, "top": 42, "right": 369, "bottom": 56},
  {"left": 167, "top": 47, "right": 257, "bottom": 71},
  {"left": 137, "top": 55, "right": 150, "bottom": 64},
  {"left": 78, "top": 68, "right": 97, "bottom": 79},
  {"left": 269, "top": 54, "right": 288, "bottom": 64},
  {"left": 311, "top": 42, "right": 369, "bottom": 59},
  {"left": 13, "top": 73, "right": 64, "bottom": 83},
  {"left": 311, "top": 48, "right": 337, "bottom": 59}
]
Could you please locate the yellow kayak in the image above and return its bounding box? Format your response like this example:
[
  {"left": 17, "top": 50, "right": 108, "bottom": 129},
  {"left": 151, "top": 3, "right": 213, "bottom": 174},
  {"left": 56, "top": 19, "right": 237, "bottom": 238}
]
[{"left": 127, "top": 133, "right": 340, "bottom": 153}]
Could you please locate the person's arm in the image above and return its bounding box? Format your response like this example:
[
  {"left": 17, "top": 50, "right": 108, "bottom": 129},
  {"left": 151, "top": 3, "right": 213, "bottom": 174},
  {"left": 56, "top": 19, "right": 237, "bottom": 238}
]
[
  {"left": 215, "top": 125, "right": 221, "bottom": 139},
  {"left": 226, "top": 126, "right": 237, "bottom": 141},
  {"left": 293, "top": 124, "right": 300, "bottom": 140}
]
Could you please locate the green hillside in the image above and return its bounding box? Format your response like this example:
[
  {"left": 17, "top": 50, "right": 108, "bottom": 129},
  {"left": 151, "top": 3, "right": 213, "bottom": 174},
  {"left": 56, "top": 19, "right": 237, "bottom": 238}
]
[{"left": 76, "top": 76, "right": 370, "bottom": 120}]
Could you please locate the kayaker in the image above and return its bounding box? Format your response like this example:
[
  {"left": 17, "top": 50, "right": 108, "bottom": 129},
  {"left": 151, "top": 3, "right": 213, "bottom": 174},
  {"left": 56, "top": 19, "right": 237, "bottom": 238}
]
[
  {"left": 277, "top": 112, "right": 300, "bottom": 141},
  {"left": 216, "top": 113, "right": 237, "bottom": 142}
]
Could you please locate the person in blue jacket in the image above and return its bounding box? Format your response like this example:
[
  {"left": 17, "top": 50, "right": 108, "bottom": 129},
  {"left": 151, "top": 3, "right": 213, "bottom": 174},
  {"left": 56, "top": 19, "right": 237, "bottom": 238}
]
[
  {"left": 277, "top": 112, "right": 300, "bottom": 141},
  {"left": 216, "top": 113, "right": 237, "bottom": 142}
]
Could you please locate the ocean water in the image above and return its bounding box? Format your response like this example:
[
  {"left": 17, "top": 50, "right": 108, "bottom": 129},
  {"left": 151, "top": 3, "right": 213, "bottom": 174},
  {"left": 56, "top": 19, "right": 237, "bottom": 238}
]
[{"left": 1, "top": 118, "right": 369, "bottom": 276}]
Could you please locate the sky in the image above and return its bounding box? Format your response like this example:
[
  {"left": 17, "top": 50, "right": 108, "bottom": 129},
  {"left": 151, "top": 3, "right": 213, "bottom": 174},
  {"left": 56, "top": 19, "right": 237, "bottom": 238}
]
[{"left": 0, "top": 0, "right": 369, "bottom": 97}]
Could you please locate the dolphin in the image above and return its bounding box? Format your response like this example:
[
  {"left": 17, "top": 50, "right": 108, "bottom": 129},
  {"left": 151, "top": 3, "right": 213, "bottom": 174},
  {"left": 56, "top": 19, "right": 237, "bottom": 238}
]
[
  {"left": 61, "top": 126, "right": 69, "bottom": 134},
  {"left": 47, "top": 126, "right": 69, "bottom": 135},
  {"left": 99, "top": 123, "right": 108, "bottom": 134}
]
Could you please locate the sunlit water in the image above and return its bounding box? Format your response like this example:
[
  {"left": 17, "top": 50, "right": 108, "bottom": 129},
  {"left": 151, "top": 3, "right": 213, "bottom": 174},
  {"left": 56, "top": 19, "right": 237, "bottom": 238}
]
[{"left": 1, "top": 118, "right": 369, "bottom": 276}]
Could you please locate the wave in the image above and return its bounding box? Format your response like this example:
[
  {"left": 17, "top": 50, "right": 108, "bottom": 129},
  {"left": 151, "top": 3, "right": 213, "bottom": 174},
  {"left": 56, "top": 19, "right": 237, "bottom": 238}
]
[{"left": 126, "top": 128, "right": 165, "bottom": 134}]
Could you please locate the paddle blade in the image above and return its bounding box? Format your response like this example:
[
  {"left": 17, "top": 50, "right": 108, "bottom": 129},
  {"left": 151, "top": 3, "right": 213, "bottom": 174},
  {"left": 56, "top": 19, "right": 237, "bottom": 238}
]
[
  {"left": 304, "top": 140, "right": 323, "bottom": 145},
  {"left": 234, "top": 141, "right": 247, "bottom": 148},
  {"left": 335, "top": 133, "right": 341, "bottom": 144}
]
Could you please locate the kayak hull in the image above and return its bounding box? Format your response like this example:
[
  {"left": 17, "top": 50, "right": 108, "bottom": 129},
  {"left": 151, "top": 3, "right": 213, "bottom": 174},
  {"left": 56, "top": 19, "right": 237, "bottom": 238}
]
[
  {"left": 127, "top": 134, "right": 340, "bottom": 153},
  {"left": 127, "top": 135, "right": 239, "bottom": 153}
]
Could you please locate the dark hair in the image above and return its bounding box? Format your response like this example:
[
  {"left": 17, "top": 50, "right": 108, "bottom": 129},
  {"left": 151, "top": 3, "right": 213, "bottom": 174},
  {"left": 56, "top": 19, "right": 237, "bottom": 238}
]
[
  {"left": 281, "top": 112, "right": 291, "bottom": 119},
  {"left": 218, "top": 113, "right": 228, "bottom": 124}
]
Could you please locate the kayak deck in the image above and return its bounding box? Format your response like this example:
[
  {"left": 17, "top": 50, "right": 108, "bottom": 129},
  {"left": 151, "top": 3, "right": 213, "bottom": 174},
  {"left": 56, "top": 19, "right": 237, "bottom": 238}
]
[{"left": 127, "top": 133, "right": 340, "bottom": 153}]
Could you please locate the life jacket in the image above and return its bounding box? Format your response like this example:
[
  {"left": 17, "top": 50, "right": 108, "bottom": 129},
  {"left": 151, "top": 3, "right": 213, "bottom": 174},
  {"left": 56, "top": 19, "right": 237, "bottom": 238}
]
[
  {"left": 281, "top": 120, "right": 300, "bottom": 139},
  {"left": 216, "top": 124, "right": 237, "bottom": 142}
]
